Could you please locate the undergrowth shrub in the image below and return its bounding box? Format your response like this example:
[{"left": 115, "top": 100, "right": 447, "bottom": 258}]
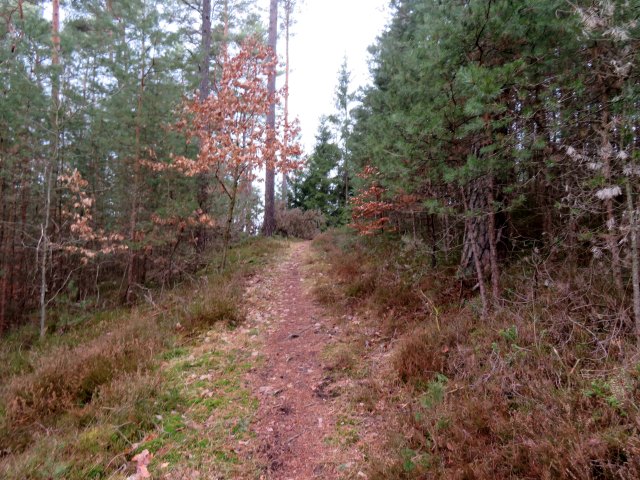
[
  {"left": 183, "top": 285, "right": 243, "bottom": 329},
  {"left": 275, "top": 207, "right": 326, "bottom": 239},
  {"left": 3, "top": 316, "right": 164, "bottom": 428},
  {"left": 0, "top": 372, "right": 179, "bottom": 479},
  {"left": 314, "top": 229, "right": 640, "bottom": 479},
  {"left": 314, "top": 282, "right": 341, "bottom": 305},
  {"left": 393, "top": 330, "right": 444, "bottom": 385},
  {"left": 325, "top": 342, "right": 358, "bottom": 372},
  {"left": 314, "top": 231, "right": 440, "bottom": 328},
  {"left": 92, "top": 371, "right": 170, "bottom": 448}
]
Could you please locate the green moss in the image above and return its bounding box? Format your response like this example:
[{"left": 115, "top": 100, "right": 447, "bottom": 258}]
[
  {"left": 77, "top": 426, "right": 116, "bottom": 454},
  {"left": 140, "top": 436, "right": 167, "bottom": 453}
]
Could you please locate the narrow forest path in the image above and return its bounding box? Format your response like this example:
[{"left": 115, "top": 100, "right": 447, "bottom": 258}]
[
  {"left": 240, "top": 241, "right": 349, "bottom": 479},
  {"left": 159, "top": 240, "right": 365, "bottom": 480}
]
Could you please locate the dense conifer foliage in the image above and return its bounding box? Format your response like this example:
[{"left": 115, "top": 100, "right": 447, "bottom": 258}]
[
  {"left": 308, "top": 3, "right": 640, "bottom": 475},
  {"left": 348, "top": 0, "right": 640, "bottom": 325}
]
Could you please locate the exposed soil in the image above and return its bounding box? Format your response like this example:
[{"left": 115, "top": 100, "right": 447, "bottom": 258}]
[{"left": 241, "top": 241, "right": 350, "bottom": 479}]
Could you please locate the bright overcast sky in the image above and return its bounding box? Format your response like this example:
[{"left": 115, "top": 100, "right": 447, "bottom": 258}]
[{"left": 259, "top": 0, "right": 391, "bottom": 153}]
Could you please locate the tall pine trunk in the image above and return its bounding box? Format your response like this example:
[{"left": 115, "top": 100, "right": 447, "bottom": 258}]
[
  {"left": 460, "top": 177, "right": 491, "bottom": 277},
  {"left": 462, "top": 187, "right": 489, "bottom": 318},
  {"left": 487, "top": 176, "right": 501, "bottom": 305},
  {"left": 262, "top": 0, "right": 278, "bottom": 236},
  {"left": 199, "top": 0, "right": 212, "bottom": 102},
  {"left": 281, "top": 0, "right": 292, "bottom": 204},
  {"left": 40, "top": 0, "right": 61, "bottom": 338},
  {"left": 124, "top": 36, "right": 147, "bottom": 304},
  {"left": 625, "top": 179, "right": 640, "bottom": 345},
  {"left": 196, "top": 0, "right": 213, "bottom": 253},
  {"left": 600, "top": 104, "right": 623, "bottom": 293}
]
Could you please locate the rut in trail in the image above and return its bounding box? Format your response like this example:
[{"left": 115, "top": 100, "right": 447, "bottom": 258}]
[{"left": 242, "top": 241, "right": 351, "bottom": 479}]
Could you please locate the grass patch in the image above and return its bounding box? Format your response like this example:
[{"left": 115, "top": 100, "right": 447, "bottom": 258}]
[
  {"left": 147, "top": 339, "right": 263, "bottom": 478},
  {"left": 0, "top": 237, "right": 283, "bottom": 479},
  {"left": 324, "top": 342, "right": 358, "bottom": 373},
  {"left": 4, "top": 315, "right": 164, "bottom": 427},
  {"left": 182, "top": 285, "right": 244, "bottom": 330}
]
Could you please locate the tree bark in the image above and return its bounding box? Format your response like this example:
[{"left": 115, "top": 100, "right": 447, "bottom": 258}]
[
  {"left": 195, "top": 0, "right": 213, "bottom": 253},
  {"left": 221, "top": 177, "right": 240, "bottom": 270},
  {"left": 462, "top": 187, "right": 489, "bottom": 318},
  {"left": 487, "top": 176, "right": 501, "bottom": 305},
  {"left": 460, "top": 177, "right": 491, "bottom": 277},
  {"left": 40, "top": 0, "right": 61, "bottom": 338},
  {"left": 199, "top": 0, "right": 212, "bottom": 102},
  {"left": 262, "top": 0, "right": 278, "bottom": 236},
  {"left": 124, "top": 36, "right": 147, "bottom": 304},
  {"left": 281, "top": 0, "right": 293, "bottom": 204},
  {"left": 600, "top": 104, "right": 623, "bottom": 293},
  {"left": 625, "top": 179, "right": 640, "bottom": 345}
]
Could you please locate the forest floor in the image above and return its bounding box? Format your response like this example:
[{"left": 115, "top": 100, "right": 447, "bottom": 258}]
[
  {"left": 157, "top": 240, "right": 366, "bottom": 480},
  {"left": 4, "top": 233, "right": 635, "bottom": 479},
  {"left": 0, "top": 238, "right": 373, "bottom": 480},
  {"left": 118, "top": 235, "right": 640, "bottom": 479}
]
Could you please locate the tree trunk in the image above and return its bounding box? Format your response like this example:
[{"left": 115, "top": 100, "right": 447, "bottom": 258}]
[
  {"left": 0, "top": 172, "right": 6, "bottom": 331},
  {"left": 281, "top": 0, "right": 292, "bottom": 204},
  {"left": 262, "top": 0, "right": 278, "bottom": 236},
  {"left": 625, "top": 180, "right": 640, "bottom": 345},
  {"left": 40, "top": 0, "right": 61, "bottom": 338},
  {"left": 221, "top": 178, "right": 240, "bottom": 270},
  {"left": 199, "top": 0, "right": 212, "bottom": 102},
  {"left": 429, "top": 214, "right": 437, "bottom": 268},
  {"left": 600, "top": 105, "right": 623, "bottom": 293},
  {"left": 462, "top": 187, "right": 489, "bottom": 318},
  {"left": 124, "top": 42, "right": 147, "bottom": 304},
  {"left": 196, "top": 0, "right": 213, "bottom": 253},
  {"left": 460, "top": 177, "right": 491, "bottom": 278},
  {"left": 487, "top": 176, "right": 501, "bottom": 305},
  {"left": 532, "top": 91, "right": 554, "bottom": 241}
]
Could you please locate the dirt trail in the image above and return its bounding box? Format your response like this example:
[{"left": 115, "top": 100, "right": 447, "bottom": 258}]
[{"left": 242, "top": 241, "right": 346, "bottom": 479}]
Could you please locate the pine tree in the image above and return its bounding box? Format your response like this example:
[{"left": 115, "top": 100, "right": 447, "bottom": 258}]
[
  {"left": 289, "top": 120, "right": 343, "bottom": 224},
  {"left": 330, "top": 57, "right": 354, "bottom": 209},
  {"left": 262, "top": 0, "right": 278, "bottom": 236},
  {"left": 348, "top": 0, "right": 640, "bottom": 315}
]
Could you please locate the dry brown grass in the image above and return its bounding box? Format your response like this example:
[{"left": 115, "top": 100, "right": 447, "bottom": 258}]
[
  {"left": 324, "top": 342, "right": 358, "bottom": 372},
  {"left": 313, "top": 231, "right": 426, "bottom": 321},
  {"left": 0, "top": 237, "right": 283, "bottom": 479},
  {"left": 182, "top": 282, "right": 244, "bottom": 330},
  {"left": 4, "top": 314, "right": 164, "bottom": 428},
  {"left": 312, "top": 230, "right": 640, "bottom": 480},
  {"left": 393, "top": 329, "right": 445, "bottom": 384}
]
